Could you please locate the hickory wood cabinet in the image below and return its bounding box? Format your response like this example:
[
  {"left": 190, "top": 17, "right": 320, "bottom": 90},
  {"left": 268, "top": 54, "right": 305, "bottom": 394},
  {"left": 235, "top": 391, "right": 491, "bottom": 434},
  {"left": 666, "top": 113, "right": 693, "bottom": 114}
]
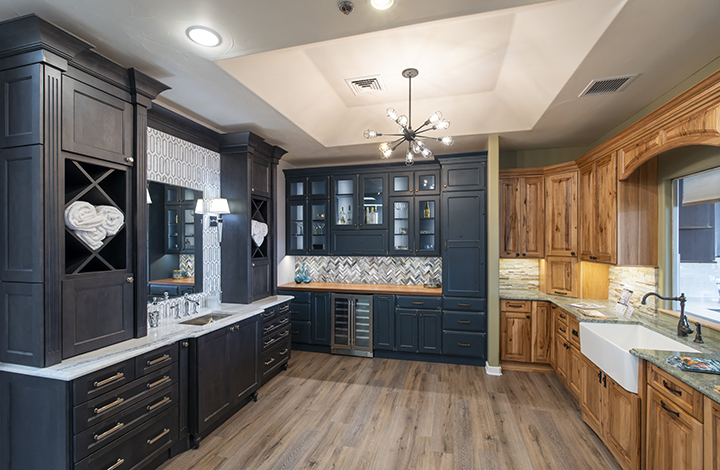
[
  {"left": 705, "top": 396, "right": 720, "bottom": 470},
  {"left": 499, "top": 175, "right": 544, "bottom": 258},
  {"left": 545, "top": 169, "right": 578, "bottom": 257},
  {"left": 579, "top": 153, "right": 617, "bottom": 264},
  {"left": 500, "top": 300, "right": 550, "bottom": 364}
]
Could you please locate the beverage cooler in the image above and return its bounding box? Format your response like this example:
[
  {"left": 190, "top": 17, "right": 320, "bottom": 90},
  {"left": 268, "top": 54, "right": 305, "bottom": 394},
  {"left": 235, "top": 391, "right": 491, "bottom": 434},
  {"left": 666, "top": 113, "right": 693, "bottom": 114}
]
[{"left": 331, "top": 294, "right": 373, "bottom": 357}]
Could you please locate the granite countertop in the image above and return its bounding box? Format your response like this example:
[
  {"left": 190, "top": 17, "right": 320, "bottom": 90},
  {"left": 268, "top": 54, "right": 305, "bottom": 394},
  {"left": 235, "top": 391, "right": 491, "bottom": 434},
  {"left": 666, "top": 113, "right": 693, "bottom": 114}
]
[
  {"left": 0, "top": 295, "right": 293, "bottom": 381},
  {"left": 500, "top": 288, "right": 720, "bottom": 404},
  {"left": 278, "top": 282, "right": 443, "bottom": 297}
]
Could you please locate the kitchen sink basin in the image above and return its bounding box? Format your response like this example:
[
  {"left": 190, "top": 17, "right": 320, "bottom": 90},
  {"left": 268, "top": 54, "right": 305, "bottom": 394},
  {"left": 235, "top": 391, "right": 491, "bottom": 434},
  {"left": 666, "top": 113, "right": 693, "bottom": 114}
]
[
  {"left": 180, "top": 313, "right": 233, "bottom": 325},
  {"left": 580, "top": 323, "right": 699, "bottom": 394}
]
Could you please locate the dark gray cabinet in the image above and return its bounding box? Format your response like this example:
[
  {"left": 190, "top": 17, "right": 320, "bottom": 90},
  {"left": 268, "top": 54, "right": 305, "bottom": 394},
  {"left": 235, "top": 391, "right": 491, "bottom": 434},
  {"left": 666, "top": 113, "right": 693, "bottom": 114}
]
[
  {"left": 396, "top": 308, "right": 418, "bottom": 352},
  {"left": 394, "top": 295, "right": 443, "bottom": 355},
  {"left": 331, "top": 230, "right": 387, "bottom": 256},
  {"left": 389, "top": 169, "right": 440, "bottom": 196},
  {"left": 419, "top": 311, "right": 442, "bottom": 354},
  {"left": 332, "top": 173, "right": 388, "bottom": 231},
  {"left": 389, "top": 195, "right": 440, "bottom": 256},
  {"left": 287, "top": 199, "right": 328, "bottom": 255},
  {"left": 311, "top": 292, "right": 331, "bottom": 345},
  {"left": 190, "top": 316, "right": 259, "bottom": 442},
  {"left": 373, "top": 294, "right": 395, "bottom": 350}
]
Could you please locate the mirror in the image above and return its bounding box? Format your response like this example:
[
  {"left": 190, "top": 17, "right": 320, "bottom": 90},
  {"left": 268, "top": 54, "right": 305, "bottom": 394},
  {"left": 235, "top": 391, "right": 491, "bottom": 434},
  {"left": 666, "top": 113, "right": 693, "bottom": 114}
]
[{"left": 147, "top": 181, "right": 203, "bottom": 302}]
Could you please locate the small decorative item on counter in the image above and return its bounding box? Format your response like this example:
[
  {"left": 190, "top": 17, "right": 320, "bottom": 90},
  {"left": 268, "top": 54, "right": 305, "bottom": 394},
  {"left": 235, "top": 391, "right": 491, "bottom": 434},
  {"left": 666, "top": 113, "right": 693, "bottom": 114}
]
[
  {"left": 148, "top": 297, "right": 160, "bottom": 328},
  {"left": 173, "top": 269, "right": 184, "bottom": 278},
  {"left": 301, "top": 262, "right": 311, "bottom": 283},
  {"left": 294, "top": 268, "right": 303, "bottom": 284},
  {"left": 667, "top": 356, "right": 720, "bottom": 375}
]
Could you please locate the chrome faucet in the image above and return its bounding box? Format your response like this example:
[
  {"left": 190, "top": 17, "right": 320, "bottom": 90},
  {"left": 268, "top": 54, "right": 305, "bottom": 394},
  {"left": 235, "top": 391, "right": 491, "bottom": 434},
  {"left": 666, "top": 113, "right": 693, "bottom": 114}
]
[
  {"left": 641, "top": 292, "right": 693, "bottom": 337},
  {"left": 184, "top": 293, "right": 200, "bottom": 316},
  {"left": 168, "top": 301, "right": 180, "bottom": 320}
]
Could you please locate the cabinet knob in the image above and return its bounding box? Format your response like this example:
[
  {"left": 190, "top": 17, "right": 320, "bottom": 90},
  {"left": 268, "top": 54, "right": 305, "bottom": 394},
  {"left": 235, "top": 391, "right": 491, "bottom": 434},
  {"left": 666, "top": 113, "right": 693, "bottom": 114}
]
[
  {"left": 124, "top": 157, "right": 134, "bottom": 163},
  {"left": 526, "top": 315, "right": 530, "bottom": 319},
  {"left": 126, "top": 277, "right": 134, "bottom": 283},
  {"left": 571, "top": 252, "right": 576, "bottom": 256},
  {"left": 252, "top": 263, "right": 255, "bottom": 267},
  {"left": 182, "top": 341, "right": 189, "bottom": 348}
]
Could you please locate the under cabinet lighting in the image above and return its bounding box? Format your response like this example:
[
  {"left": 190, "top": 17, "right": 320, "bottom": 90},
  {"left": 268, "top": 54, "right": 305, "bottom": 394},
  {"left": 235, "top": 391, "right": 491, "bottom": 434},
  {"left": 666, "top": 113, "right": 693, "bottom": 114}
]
[{"left": 186, "top": 26, "right": 222, "bottom": 47}]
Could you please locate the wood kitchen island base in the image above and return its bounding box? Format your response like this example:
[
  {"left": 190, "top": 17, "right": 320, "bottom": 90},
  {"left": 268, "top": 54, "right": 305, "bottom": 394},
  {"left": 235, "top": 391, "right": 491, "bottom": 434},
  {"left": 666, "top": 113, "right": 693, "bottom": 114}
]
[{"left": 157, "top": 351, "right": 620, "bottom": 470}]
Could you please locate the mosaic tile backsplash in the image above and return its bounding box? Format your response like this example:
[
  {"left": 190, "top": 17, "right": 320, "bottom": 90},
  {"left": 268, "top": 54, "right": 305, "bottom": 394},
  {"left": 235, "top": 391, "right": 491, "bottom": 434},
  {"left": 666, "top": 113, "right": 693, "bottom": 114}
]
[
  {"left": 499, "top": 259, "right": 540, "bottom": 289},
  {"left": 295, "top": 256, "right": 442, "bottom": 285},
  {"left": 179, "top": 255, "right": 194, "bottom": 278},
  {"left": 608, "top": 266, "right": 658, "bottom": 316},
  {"left": 147, "top": 128, "right": 221, "bottom": 295}
]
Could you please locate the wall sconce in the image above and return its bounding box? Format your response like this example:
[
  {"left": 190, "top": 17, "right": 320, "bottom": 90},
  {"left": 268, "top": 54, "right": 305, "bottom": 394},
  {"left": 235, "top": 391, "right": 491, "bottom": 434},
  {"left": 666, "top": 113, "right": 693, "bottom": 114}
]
[{"left": 195, "top": 198, "right": 231, "bottom": 244}]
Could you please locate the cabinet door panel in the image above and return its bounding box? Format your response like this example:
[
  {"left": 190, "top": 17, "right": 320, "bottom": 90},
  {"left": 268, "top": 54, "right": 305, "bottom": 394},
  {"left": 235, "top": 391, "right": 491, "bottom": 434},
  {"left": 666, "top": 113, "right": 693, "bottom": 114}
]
[
  {"left": 499, "top": 178, "right": 520, "bottom": 257},
  {"left": 500, "top": 311, "right": 531, "bottom": 362},
  {"left": 0, "top": 282, "right": 44, "bottom": 366},
  {"left": 520, "top": 177, "right": 544, "bottom": 258},
  {"left": 0, "top": 64, "right": 42, "bottom": 148},
  {"left": 594, "top": 154, "right": 617, "bottom": 264},
  {"left": 230, "top": 319, "right": 258, "bottom": 406},
  {"left": 389, "top": 197, "right": 413, "bottom": 256},
  {"left": 705, "top": 397, "right": 720, "bottom": 470},
  {"left": 415, "top": 196, "right": 439, "bottom": 256},
  {"left": 251, "top": 157, "right": 271, "bottom": 198},
  {"left": 373, "top": 295, "right": 395, "bottom": 350},
  {"left": 359, "top": 174, "right": 387, "bottom": 230},
  {"left": 395, "top": 308, "right": 418, "bottom": 353},
  {"left": 579, "top": 165, "right": 595, "bottom": 261},
  {"left": 554, "top": 335, "right": 568, "bottom": 383},
  {"left": 251, "top": 259, "right": 271, "bottom": 301},
  {"left": 311, "top": 292, "right": 331, "bottom": 345},
  {"left": 389, "top": 171, "right": 414, "bottom": 196},
  {"left": 332, "top": 175, "right": 357, "bottom": 230},
  {"left": 418, "top": 311, "right": 442, "bottom": 354},
  {"left": 580, "top": 357, "right": 604, "bottom": 437},
  {"left": 287, "top": 201, "right": 307, "bottom": 255},
  {"left": 545, "top": 171, "right": 578, "bottom": 257},
  {"left": 415, "top": 169, "right": 440, "bottom": 195},
  {"left": 331, "top": 230, "right": 387, "bottom": 256},
  {"left": 442, "top": 162, "right": 485, "bottom": 192},
  {"left": 605, "top": 377, "right": 640, "bottom": 470},
  {"left": 531, "top": 302, "right": 551, "bottom": 363},
  {"left": 567, "top": 345, "right": 582, "bottom": 400},
  {"left": 195, "top": 328, "right": 231, "bottom": 435},
  {"left": 443, "top": 192, "right": 484, "bottom": 242},
  {"left": 444, "top": 247, "right": 485, "bottom": 298}
]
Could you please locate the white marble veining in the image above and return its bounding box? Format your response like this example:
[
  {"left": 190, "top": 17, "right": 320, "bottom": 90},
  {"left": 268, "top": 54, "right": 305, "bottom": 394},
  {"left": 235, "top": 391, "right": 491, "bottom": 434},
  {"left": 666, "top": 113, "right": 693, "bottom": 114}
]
[{"left": 0, "top": 296, "right": 293, "bottom": 381}]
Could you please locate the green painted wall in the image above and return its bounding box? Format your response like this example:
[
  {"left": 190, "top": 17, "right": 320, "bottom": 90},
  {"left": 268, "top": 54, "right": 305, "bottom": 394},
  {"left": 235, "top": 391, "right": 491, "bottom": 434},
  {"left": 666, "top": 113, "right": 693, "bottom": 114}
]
[
  {"left": 487, "top": 136, "right": 500, "bottom": 368},
  {"left": 499, "top": 146, "right": 588, "bottom": 170}
]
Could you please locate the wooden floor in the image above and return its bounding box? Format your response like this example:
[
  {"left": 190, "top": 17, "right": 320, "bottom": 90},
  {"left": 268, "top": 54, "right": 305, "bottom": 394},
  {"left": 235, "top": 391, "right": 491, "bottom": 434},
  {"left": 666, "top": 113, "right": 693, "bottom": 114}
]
[{"left": 159, "top": 351, "right": 621, "bottom": 470}]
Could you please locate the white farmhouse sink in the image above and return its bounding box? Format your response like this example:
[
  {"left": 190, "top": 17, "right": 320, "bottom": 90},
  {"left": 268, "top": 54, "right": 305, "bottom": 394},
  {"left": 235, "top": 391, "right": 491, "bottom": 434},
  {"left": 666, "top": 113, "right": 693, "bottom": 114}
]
[{"left": 580, "top": 323, "right": 699, "bottom": 393}]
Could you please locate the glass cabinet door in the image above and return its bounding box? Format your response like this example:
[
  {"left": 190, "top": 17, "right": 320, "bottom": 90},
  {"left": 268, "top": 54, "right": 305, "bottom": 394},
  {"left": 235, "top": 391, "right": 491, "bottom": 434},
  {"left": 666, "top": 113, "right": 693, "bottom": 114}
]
[
  {"left": 353, "top": 296, "right": 372, "bottom": 350},
  {"left": 287, "top": 201, "right": 306, "bottom": 254},
  {"left": 309, "top": 201, "right": 328, "bottom": 254},
  {"left": 390, "top": 198, "right": 413, "bottom": 255},
  {"left": 390, "top": 171, "right": 414, "bottom": 196},
  {"left": 415, "top": 196, "right": 440, "bottom": 256},
  {"left": 183, "top": 208, "right": 195, "bottom": 251},
  {"left": 332, "top": 176, "right": 356, "bottom": 229},
  {"left": 331, "top": 295, "right": 351, "bottom": 349},
  {"left": 166, "top": 207, "right": 179, "bottom": 252},
  {"left": 287, "top": 177, "right": 306, "bottom": 199},
  {"left": 309, "top": 176, "right": 329, "bottom": 199},
  {"left": 359, "top": 174, "right": 387, "bottom": 229},
  {"left": 415, "top": 169, "right": 440, "bottom": 195}
]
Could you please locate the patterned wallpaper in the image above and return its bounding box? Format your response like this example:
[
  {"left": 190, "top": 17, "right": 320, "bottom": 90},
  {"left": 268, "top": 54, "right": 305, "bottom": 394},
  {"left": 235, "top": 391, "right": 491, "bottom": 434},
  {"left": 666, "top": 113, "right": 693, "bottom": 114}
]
[
  {"left": 147, "top": 128, "right": 221, "bottom": 295},
  {"left": 294, "top": 256, "right": 441, "bottom": 285}
]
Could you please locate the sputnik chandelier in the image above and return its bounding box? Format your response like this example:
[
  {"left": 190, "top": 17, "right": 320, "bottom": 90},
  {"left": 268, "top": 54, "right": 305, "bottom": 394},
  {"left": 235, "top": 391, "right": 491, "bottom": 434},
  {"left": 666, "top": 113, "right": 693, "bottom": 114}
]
[{"left": 363, "top": 68, "right": 454, "bottom": 165}]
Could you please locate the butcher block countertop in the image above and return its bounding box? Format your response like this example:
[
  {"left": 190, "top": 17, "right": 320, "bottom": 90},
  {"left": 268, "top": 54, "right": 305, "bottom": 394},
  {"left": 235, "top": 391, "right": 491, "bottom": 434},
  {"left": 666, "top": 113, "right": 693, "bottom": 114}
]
[
  {"left": 148, "top": 277, "right": 195, "bottom": 286},
  {"left": 278, "top": 282, "right": 442, "bottom": 296}
]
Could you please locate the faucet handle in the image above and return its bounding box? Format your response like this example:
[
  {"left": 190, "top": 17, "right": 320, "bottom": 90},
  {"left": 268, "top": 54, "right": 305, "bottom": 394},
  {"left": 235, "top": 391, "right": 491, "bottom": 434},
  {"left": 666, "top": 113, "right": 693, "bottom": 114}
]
[{"left": 694, "top": 322, "right": 704, "bottom": 344}]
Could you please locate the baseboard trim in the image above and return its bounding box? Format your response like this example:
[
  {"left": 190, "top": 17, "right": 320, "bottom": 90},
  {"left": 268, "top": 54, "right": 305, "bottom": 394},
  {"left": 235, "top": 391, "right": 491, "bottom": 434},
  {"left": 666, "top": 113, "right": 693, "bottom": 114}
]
[
  {"left": 499, "top": 361, "right": 554, "bottom": 374},
  {"left": 485, "top": 363, "right": 502, "bottom": 376}
]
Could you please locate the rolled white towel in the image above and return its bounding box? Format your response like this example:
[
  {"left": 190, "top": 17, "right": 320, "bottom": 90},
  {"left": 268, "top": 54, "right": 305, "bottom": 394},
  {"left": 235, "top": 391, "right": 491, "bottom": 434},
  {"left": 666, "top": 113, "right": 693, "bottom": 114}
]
[
  {"left": 65, "top": 201, "right": 104, "bottom": 231},
  {"left": 252, "top": 220, "right": 268, "bottom": 246},
  {"left": 96, "top": 205, "right": 125, "bottom": 236},
  {"left": 75, "top": 226, "right": 107, "bottom": 251}
]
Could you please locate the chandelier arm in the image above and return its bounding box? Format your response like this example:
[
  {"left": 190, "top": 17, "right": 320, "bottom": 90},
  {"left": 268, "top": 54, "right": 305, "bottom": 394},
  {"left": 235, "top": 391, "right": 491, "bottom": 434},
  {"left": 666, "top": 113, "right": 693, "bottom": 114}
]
[
  {"left": 381, "top": 133, "right": 406, "bottom": 137},
  {"left": 413, "top": 135, "right": 440, "bottom": 140},
  {"left": 415, "top": 128, "right": 439, "bottom": 135},
  {"left": 391, "top": 138, "right": 406, "bottom": 151},
  {"left": 414, "top": 121, "right": 432, "bottom": 133}
]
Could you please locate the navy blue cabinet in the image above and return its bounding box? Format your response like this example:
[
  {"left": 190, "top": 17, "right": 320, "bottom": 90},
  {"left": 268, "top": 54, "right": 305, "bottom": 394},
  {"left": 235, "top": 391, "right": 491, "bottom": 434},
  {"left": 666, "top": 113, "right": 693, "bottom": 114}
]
[
  {"left": 286, "top": 185, "right": 329, "bottom": 255},
  {"left": 393, "top": 295, "right": 442, "bottom": 355},
  {"left": 331, "top": 230, "right": 387, "bottom": 256},
  {"left": 311, "top": 292, "right": 331, "bottom": 345},
  {"left": 373, "top": 294, "right": 395, "bottom": 350},
  {"left": 389, "top": 169, "right": 440, "bottom": 196},
  {"left": 389, "top": 196, "right": 440, "bottom": 256},
  {"left": 395, "top": 308, "right": 418, "bottom": 353},
  {"left": 418, "top": 311, "right": 442, "bottom": 354}
]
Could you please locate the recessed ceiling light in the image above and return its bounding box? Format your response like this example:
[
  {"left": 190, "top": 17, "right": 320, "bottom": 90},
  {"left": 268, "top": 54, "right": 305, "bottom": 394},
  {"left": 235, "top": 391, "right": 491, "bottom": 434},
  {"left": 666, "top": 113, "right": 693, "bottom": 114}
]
[
  {"left": 369, "top": 0, "right": 395, "bottom": 11},
  {"left": 186, "top": 26, "right": 222, "bottom": 47}
]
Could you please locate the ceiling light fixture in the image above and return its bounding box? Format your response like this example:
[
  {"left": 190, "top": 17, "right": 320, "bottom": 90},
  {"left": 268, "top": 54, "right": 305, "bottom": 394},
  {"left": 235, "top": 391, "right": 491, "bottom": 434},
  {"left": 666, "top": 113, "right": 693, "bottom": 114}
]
[
  {"left": 186, "top": 26, "right": 222, "bottom": 47},
  {"left": 364, "top": 68, "right": 454, "bottom": 165},
  {"left": 369, "top": 0, "right": 395, "bottom": 10}
]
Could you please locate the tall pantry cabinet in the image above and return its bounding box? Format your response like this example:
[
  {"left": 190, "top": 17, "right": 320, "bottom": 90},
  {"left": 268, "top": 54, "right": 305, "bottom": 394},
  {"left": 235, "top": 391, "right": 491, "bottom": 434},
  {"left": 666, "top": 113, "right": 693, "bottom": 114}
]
[{"left": 0, "top": 15, "right": 169, "bottom": 367}]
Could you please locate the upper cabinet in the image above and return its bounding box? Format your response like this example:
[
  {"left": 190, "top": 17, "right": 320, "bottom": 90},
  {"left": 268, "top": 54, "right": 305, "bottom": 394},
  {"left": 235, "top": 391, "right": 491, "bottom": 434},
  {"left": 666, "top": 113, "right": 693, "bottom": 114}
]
[
  {"left": 499, "top": 175, "right": 544, "bottom": 259},
  {"left": 579, "top": 153, "right": 617, "bottom": 264},
  {"left": 545, "top": 169, "right": 578, "bottom": 257},
  {"left": 389, "top": 195, "right": 440, "bottom": 256},
  {"left": 389, "top": 169, "right": 440, "bottom": 196},
  {"left": 332, "top": 174, "right": 388, "bottom": 231},
  {"left": 287, "top": 176, "right": 329, "bottom": 255}
]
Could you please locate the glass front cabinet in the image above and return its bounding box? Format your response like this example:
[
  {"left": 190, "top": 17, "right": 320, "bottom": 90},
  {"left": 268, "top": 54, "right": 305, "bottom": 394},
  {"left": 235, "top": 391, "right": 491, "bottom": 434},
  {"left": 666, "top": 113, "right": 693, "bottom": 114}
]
[
  {"left": 389, "top": 169, "right": 440, "bottom": 197},
  {"left": 286, "top": 176, "right": 329, "bottom": 255},
  {"left": 389, "top": 195, "right": 440, "bottom": 256},
  {"left": 332, "top": 174, "right": 388, "bottom": 230}
]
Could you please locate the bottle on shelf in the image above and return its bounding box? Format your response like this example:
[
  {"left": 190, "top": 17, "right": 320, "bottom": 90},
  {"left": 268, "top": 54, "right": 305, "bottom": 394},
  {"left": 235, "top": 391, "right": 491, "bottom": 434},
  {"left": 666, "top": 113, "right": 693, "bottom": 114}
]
[
  {"left": 346, "top": 205, "right": 352, "bottom": 224},
  {"left": 424, "top": 201, "right": 431, "bottom": 218},
  {"left": 339, "top": 206, "right": 346, "bottom": 225}
]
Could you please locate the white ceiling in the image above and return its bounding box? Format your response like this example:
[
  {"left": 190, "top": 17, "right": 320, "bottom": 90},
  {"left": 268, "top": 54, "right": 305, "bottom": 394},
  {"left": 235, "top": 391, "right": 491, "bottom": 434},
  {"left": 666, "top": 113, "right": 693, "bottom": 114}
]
[{"left": 1, "top": 0, "right": 720, "bottom": 166}]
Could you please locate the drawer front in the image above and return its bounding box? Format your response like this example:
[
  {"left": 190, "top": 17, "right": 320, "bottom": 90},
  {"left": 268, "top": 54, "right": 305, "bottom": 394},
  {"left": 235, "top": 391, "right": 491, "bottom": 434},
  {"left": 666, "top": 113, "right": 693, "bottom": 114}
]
[
  {"left": 500, "top": 300, "right": 531, "bottom": 313},
  {"left": 74, "top": 383, "right": 178, "bottom": 462},
  {"left": 279, "top": 290, "right": 311, "bottom": 303},
  {"left": 74, "top": 359, "right": 136, "bottom": 406},
  {"left": 290, "top": 321, "right": 311, "bottom": 344},
  {"left": 442, "top": 297, "right": 486, "bottom": 312},
  {"left": 135, "top": 343, "right": 178, "bottom": 377},
  {"left": 262, "top": 312, "right": 290, "bottom": 337},
  {"left": 567, "top": 316, "right": 581, "bottom": 349},
  {"left": 556, "top": 321, "right": 568, "bottom": 340},
  {"left": 289, "top": 303, "right": 311, "bottom": 322},
  {"left": 396, "top": 295, "right": 442, "bottom": 310},
  {"left": 553, "top": 305, "right": 568, "bottom": 325},
  {"left": 442, "top": 331, "right": 487, "bottom": 358},
  {"left": 261, "top": 338, "right": 291, "bottom": 377},
  {"left": 149, "top": 284, "right": 178, "bottom": 296},
  {"left": 262, "top": 324, "right": 291, "bottom": 350},
  {"left": 442, "top": 311, "right": 486, "bottom": 332},
  {"left": 75, "top": 407, "right": 177, "bottom": 470},
  {"left": 648, "top": 364, "right": 703, "bottom": 419},
  {"left": 262, "top": 301, "right": 290, "bottom": 324},
  {"left": 74, "top": 363, "right": 177, "bottom": 433}
]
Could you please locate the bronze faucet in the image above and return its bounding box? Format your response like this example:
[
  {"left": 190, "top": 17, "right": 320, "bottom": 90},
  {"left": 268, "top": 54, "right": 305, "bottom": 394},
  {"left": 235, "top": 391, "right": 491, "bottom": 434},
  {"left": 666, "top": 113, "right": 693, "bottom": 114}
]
[{"left": 641, "top": 292, "right": 693, "bottom": 337}]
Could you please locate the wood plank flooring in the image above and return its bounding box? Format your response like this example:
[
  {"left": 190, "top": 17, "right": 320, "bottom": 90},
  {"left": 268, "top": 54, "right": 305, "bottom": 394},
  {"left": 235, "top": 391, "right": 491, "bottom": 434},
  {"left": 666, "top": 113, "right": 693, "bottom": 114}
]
[{"left": 159, "top": 351, "right": 621, "bottom": 470}]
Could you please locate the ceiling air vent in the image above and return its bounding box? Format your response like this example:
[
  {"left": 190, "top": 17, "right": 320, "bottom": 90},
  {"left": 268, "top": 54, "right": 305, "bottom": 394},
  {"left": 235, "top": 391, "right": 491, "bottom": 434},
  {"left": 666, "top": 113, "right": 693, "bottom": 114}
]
[
  {"left": 345, "top": 75, "right": 386, "bottom": 96},
  {"left": 579, "top": 74, "right": 638, "bottom": 97}
]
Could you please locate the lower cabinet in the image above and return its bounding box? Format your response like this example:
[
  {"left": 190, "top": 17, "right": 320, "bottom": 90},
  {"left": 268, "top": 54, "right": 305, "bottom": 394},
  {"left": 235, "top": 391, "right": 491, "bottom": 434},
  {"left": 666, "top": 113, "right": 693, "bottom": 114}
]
[
  {"left": 373, "top": 294, "right": 395, "bottom": 350},
  {"left": 500, "top": 300, "right": 550, "bottom": 364},
  {"left": 705, "top": 396, "right": 720, "bottom": 470},
  {"left": 259, "top": 302, "right": 291, "bottom": 385},
  {"left": 418, "top": 311, "right": 442, "bottom": 354},
  {"left": 279, "top": 290, "right": 329, "bottom": 346},
  {"left": 190, "top": 316, "right": 259, "bottom": 442},
  {"left": 394, "top": 296, "right": 443, "bottom": 355},
  {"left": 310, "top": 293, "right": 331, "bottom": 345}
]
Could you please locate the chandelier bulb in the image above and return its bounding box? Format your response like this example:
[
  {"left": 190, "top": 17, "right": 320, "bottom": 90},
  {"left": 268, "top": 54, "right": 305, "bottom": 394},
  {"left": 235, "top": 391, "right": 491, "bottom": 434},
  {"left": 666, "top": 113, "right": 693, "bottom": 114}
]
[
  {"left": 428, "top": 111, "right": 443, "bottom": 124},
  {"left": 434, "top": 119, "right": 450, "bottom": 130},
  {"left": 405, "top": 152, "right": 415, "bottom": 166},
  {"left": 411, "top": 140, "right": 424, "bottom": 154},
  {"left": 440, "top": 136, "right": 455, "bottom": 146},
  {"left": 379, "top": 142, "right": 392, "bottom": 158},
  {"left": 364, "top": 129, "right": 378, "bottom": 139},
  {"left": 397, "top": 115, "right": 408, "bottom": 128},
  {"left": 421, "top": 147, "right": 433, "bottom": 159},
  {"left": 386, "top": 108, "right": 398, "bottom": 121}
]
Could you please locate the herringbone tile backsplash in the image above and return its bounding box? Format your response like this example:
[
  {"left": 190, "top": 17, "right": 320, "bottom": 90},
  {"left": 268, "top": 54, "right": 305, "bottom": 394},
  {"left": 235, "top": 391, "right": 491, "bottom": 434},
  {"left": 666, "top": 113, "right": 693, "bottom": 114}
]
[{"left": 295, "top": 256, "right": 441, "bottom": 285}]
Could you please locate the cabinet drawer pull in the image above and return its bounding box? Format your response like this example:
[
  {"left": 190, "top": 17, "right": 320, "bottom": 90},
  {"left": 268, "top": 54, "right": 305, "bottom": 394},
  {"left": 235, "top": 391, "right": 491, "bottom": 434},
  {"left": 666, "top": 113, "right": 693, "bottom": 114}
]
[
  {"left": 263, "top": 312, "right": 274, "bottom": 317},
  {"left": 290, "top": 311, "right": 299, "bottom": 314},
  {"left": 662, "top": 380, "right": 683, "bottom": 396},
  {"left": 559, "top": 326, "right": 566, "bottom": 333},
  {"left": 378, "top": 296, "right": 389, "bottom": 299},
  {"left": 106, "top": 459, "right": 125, "bottom": 470},
  {"left": 279, "top": 305, "right": 290, "bottom": 311},
  {"left": 553, "top": 291, "right": 568, "bottom": 296},
  {"left": 660, "top": 400, "right": 680, "bottom": 418},
  {"left": 94, "top": 398, "right": 124, "bottom": 415},
  {"left": 572, "top": 329, "right": 579, "bottom": 337},
  {"left": 411, "top": 302, "right": 424, "bottom": 305},
  {"left": 264, "top": 338, "right": 276, "bottom": 347},
  {"left": 353, "top": 251, "right": 363, "bottom": 254},
  {"left": 507, "top": 303, "right": 524, "bottom": 308},
  {"left": 94, "top": 372, "right": 124, "bottom": 388},
  {"left": 147, "top": 428, "right": 170, "bottom": 445},
  {"left": 458, "top": 343, "right": 471, "bottom": 347},
  {"left": 146, "top": 354, "right": 171, "bottom": 367},
  {"left": 147, "top": 396, "right": 171, "bottom": 412},
  {"left": 264, "top": 325, "right": 274, "bottom": 332},
  {"left": 559, "top": 313, "right": 566, "bottom": 319},
  {"left": 94, "top": 422, "right": 124, "bottom": 441},
  {"left": 147, "top": 376, "right": 171, "bottom": 390},
  {"left": 279, "top": 349, "right": 289, "bottom": 355},
  {"left": 279, "top": 318, "right": 289, "bottom": 324},
  {"left": 280, "top": 331, "right": 290, "bottom": 337},
  {"left": 291, "top": 331, "right": 299, "bottom": 334},
  {"left": 265, "top": 358, "right": 276, "bottom": 366},
  {"left": 457, "top": 303, "right": 471, "bottom": 307},
  {"left": 457, "top": 320, "right": 471, "bottom": 324}
]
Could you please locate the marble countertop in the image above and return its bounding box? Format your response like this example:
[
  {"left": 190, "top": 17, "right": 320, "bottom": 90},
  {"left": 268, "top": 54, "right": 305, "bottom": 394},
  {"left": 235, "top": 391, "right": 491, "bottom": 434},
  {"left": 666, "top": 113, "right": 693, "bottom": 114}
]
[
  {"left": 0, "top": 295, "right": 293, "bottom": 381},
  {"left": 500, "top": 288, "right": 720, "bottom": 404}
]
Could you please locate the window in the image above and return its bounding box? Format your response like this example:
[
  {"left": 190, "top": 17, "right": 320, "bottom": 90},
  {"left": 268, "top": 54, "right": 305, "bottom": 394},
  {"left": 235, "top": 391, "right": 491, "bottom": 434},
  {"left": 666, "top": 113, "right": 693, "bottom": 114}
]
[{"left": 673, "top": 166, "right": 720, "bottom": 323}]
